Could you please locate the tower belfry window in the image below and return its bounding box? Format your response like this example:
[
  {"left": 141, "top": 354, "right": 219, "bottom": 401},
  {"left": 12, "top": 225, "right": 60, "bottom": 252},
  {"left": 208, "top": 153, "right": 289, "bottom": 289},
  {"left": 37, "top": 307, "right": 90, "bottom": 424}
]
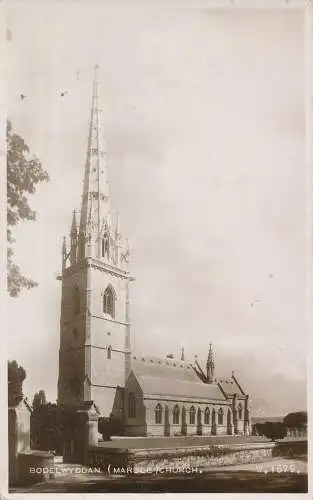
[
  {"left": 103, "top": 286, "right": 115, "bottom": 317},
  {"left": 107, "top": 345, "right": 112, "bottom": 359}
]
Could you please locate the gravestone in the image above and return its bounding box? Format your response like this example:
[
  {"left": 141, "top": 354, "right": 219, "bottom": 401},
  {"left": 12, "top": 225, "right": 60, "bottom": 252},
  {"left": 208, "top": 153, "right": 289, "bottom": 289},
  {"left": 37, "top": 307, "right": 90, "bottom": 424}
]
[{"left": 8, "top": 361, "right": 53, "bottom": 486}]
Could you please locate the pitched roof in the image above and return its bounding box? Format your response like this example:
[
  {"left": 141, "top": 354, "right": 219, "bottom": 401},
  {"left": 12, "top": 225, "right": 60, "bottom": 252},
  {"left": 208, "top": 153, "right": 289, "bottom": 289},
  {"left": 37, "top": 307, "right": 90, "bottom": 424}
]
[
  {"left": 217, "top": 377, "right": 246, "bottom": 397},
  {"left": 131, "top": 372, "right": 227, "bottom": 402},
  {"left": 131, "top": 355, "right": 200, "bottom": 383}
]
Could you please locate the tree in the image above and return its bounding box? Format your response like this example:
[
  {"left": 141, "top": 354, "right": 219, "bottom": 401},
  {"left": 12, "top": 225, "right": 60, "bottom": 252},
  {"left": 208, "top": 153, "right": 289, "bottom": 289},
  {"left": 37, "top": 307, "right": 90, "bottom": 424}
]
[
  {"left": 8, "top": 360, "right": 26, "bottom": 406},
  {"left": 7, "top": 120, "right": 49, "bottom": 297},
  {"left": 166, "top": 353, "right": 174, "bottom": 359},
  {"left": 283, "top": 412, "right": 307, "bottom": 430},
  {"left": 254, "top": 421, "right": 287, "bottom": 441},
  {"left": 32, "top": 390, "right": 47, "bottom": 410}
]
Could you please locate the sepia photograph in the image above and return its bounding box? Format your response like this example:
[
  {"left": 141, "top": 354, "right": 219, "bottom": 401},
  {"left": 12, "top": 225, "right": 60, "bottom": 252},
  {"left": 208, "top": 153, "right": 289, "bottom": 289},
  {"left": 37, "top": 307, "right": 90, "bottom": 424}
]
[{"left": 3, "top": 0, "right": 311, "bottom": 495}]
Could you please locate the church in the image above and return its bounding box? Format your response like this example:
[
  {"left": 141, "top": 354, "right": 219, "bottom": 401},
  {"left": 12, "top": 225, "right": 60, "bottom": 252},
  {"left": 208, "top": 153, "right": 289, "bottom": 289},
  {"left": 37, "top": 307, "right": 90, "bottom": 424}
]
[{"left": 57, "top": 67, "right": 251, "bottom": 437}]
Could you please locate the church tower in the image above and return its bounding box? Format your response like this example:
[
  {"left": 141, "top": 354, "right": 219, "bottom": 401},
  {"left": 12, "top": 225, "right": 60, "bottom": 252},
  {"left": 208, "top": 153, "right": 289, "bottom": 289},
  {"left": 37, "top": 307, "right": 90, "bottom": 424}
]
[{"left": 57, "top": 66, "right": 134, "bottom": 417}]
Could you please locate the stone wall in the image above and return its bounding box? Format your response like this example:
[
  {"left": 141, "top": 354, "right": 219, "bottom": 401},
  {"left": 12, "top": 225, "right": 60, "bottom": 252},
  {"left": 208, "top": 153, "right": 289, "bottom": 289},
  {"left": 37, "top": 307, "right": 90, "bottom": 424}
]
[{"left": 87, "top": 442, "right": 275, "bottom": 474}]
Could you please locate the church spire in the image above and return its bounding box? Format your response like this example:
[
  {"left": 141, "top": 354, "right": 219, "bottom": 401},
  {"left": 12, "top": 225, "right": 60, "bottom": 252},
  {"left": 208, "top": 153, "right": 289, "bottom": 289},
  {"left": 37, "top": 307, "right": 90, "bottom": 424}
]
[
  {"left": 206, "top": 342, "right": 215, "bottom": 383},
  {"left": 78, "top": 65, "right": 111, "bottom": 260}
]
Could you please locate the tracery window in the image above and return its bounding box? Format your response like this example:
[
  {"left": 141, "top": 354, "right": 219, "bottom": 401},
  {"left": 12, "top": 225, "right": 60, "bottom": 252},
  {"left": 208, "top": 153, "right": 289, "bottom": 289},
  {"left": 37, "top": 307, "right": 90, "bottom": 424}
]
[
  {"left": 204, "top": 407, "right": 210, "bottom": 425},
  {"left": 155, "top": 404, "right": 163, "bottom": 424},
  {"left": 173, "top": 405, "right": 180, "bottom": 424},
  {"left": 218, "top": 407, "right": 224, "bottom": 425},
  {"left": 103, "top": 286, "right": 115, "bottom": 317},
  {"left": 128, "top": 393, "right": 136, "bottom": 418},
  {"left": 238, "top": 403, "right": 243, "bottom": 420},
  {"left": 189, "top": 406, "right": 196, "bottom": 425}
]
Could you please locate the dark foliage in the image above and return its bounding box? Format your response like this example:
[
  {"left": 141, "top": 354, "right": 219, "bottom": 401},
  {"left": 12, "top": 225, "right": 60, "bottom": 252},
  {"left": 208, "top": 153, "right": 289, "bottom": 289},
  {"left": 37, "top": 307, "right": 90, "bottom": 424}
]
[
  {"left": 283, "top": 412, "right": 307, "bottom": 430},
  {"left": 7, "top": 120, "right": 49, "bottom": 297},
  {"left": 252, "top": 421, "right": 287, "bottom": 440},
  {"left": 8, "top": 360, "right": 26, "bottom": 406},
  {"left": 98, "top": 413, "right": 123, "bottom": 440},
  {"left": 32, "top": 390, "right": 47, "bottom": 410}
]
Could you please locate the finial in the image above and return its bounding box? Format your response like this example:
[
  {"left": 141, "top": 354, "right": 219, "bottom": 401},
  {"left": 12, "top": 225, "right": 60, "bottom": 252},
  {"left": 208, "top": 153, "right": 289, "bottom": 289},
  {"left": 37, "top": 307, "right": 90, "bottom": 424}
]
[
  {"left": 71, "top": 210, "right": 77, "bottom": 234},
  {"left": 115, "top": 212, "right": 120, "bottom": 238},
  {"left": 94, "top": 64, "right": 99, "bottom": 80},
  {"left": 62, "top": 236, "right": 66, "bottom": 253},
  {"left": 181, "top": 347, "right": 185, "bottom": 361}
]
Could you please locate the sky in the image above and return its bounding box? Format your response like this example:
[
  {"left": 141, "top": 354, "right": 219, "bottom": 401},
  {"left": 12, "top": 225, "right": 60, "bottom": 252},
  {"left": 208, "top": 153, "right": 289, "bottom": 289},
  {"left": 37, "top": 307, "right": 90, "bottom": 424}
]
[{"left": 6, "top": 3, "right": 307, "bottom": 416}]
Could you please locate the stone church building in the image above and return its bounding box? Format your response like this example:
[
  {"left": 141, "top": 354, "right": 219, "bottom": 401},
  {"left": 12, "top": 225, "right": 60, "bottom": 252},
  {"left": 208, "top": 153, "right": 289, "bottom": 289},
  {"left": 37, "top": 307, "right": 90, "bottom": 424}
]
[{"left": 57, "top": 67, "right": 251, "bottom": 437}]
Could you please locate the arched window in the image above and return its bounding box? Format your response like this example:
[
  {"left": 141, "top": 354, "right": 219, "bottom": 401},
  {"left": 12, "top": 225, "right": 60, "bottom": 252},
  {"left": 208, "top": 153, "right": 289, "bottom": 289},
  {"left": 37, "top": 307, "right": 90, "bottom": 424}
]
[
  {"left": 238, "top": 403, "right": 243, "bottom": 420},
  {"left": 128, "top": 392, "right": 136, "bottom": 418},
  {"left": 212, "top": 408, "right": 216, "bottom": 425},
  {"left": 155, "top": 404, "right": 163, "bottom": 424},
  {"left": 107, "top": 345, "right": 112, "bottom": 359},
  {"left": 190, "top": 406, "right": 196, "bottom": 425},
  {"left": 197, "top": 407, "right": 202, "bottom": 424},
  {"left": 218, "top": 407, "right": 224, "bottom": 425},
  {"left": 173, "top": 405, "right": 180, "bottom": 424},
  {"left": 204, "top": 407, "right": 210, "bottom": 425},
  {"left": 103, "top": 286, "right": 115, "bottom": 317},
  {"left": 73, "top": 286, "right": 80, "bottom": 316}
]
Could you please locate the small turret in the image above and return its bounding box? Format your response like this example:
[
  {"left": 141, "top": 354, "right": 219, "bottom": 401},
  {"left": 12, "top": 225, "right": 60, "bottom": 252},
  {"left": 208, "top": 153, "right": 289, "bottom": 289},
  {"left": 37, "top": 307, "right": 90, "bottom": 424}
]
[
  {"left": 206, "top": 342, "right": 215, "bottom": 383},
  {"left": 70, "top": 210, "right": 78, "bottom": 265},
  {"left": 181, "top": 347, "right": 185, "bottom": 361},
  {"left": 62, "top": 237, "right": 67, "bottom": 272}
]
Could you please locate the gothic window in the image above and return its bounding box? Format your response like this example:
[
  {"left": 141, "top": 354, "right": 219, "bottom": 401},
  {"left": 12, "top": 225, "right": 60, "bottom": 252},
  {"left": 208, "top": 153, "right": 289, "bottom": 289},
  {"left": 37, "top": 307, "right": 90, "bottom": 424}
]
[
  {"left": 128, "top": 392, "right": 136, "bottom": 418},
  {"left": 197, "top": 407, "right": 202, "bottom": 424},
  {"left": 218, "top": 407, "right": 224, "bottom": 425},
  {"left": 173, "top": 405, "right": 180, "bottom": 424},
  {"left": 204, "top": 407, "right": 210, "bottom": 425},
  {"left": 238, "top": 403, "right": 243, "bottom": 420},
  {"left": 190, "top": 406, "right": 196, "bottom": 425},
  {"left": 212, "top": 408, "right": 216, "bottom": 425},
  {"left": 103, "top": 286, "right": 115, "bottom": 317},
  {"left": 73, "top": 286, "right": 80, "bottom": 316},
  {"left": 155, "top": 404, "right": 163, "bottom": 424},
  {"left": 107, "top": 346, "right": 112, "bottom": 359}
]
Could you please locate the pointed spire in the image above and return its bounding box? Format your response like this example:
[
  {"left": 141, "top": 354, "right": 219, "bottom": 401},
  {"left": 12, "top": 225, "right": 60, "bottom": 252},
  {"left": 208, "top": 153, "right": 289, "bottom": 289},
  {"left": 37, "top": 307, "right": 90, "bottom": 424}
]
[
  {"left": 71, "top": 210, "right": 78, "bottom": 236},
  {"left": 78, "top": 65, "right": 111, "bottom": 260},
  {"left": 206, "top": 342, "right": 215, "bottom": 383}
]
